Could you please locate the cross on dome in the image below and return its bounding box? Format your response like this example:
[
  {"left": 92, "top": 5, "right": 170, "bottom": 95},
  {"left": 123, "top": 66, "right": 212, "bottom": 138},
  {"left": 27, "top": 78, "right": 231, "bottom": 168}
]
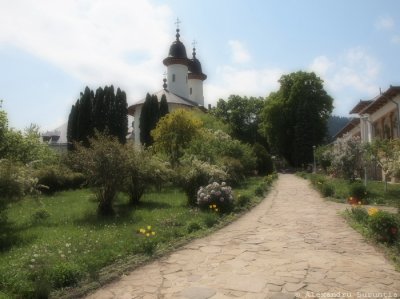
[{"left": 175, "top": 17, "right": 181, "bottom": 29}]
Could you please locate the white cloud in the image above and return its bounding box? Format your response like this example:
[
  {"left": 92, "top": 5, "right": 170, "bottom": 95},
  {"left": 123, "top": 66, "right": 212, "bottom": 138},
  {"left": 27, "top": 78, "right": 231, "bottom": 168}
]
[
  {"left": 392, "top": 35, "right": 400, "bottom": 44},
  {"left": 308, "top": 48, "right": 381, "bottom": 115},
  {"left": 309, "top": 56, "right": 335, "bottom": 76},
  {"left": 0, "top": 0, "right": 173, "bottom": 102},
  {"left": 228, "top": 40, "right": 251, "bottom": 64},
  {"left": 375, "top": 16, "right": 395, "bottom": 30},
  {"left": 204, "top": 65, "right": 283, "bottom": 105}
]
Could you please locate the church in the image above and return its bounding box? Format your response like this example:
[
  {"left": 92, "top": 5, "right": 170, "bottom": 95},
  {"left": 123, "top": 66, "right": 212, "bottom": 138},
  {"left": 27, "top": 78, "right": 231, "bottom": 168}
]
[{"left": 127, "top": 23, "right": 207, "bottom": 144}]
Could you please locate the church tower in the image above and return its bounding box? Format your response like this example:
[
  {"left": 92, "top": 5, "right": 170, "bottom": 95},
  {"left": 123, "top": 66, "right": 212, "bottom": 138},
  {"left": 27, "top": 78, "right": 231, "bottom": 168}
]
[
  {"left": 163, "top": 21, "right": 189, "bottom": 100},
  {"left": 188, "top": 43, "right": 207, "bottom": 106}
]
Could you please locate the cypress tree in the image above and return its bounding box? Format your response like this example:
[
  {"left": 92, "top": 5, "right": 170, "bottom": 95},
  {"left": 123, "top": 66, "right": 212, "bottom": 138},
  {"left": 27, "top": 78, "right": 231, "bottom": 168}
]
[
  {"left": 159, "top": 94, "right": 169, "bottom": 118},
  {"left": 77, "top": 87, "right": 93, "bottom": 147},
  {"left": 139, "top": 93, "right": 152, "bottom": 146},
  {"left": 115, "top": 88, "right": 128, "bottom": 143},
  {"left": 67, "top": 85, "right": 128, "bottom": 149},
  {"left": 149, "top": 94, "right": 160, "bottom": 131},
  {"left": 93, "top": 87, "right": 106, "bottom": 132},
  {"left": 67, "top": 100, "right": 79, "bottom": 150}
]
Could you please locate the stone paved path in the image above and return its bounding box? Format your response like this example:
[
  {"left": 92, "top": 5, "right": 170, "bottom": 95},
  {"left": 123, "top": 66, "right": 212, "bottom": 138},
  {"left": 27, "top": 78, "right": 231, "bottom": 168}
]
[{"left": 86, "top": 174, "right": 400, "bottom": 299}]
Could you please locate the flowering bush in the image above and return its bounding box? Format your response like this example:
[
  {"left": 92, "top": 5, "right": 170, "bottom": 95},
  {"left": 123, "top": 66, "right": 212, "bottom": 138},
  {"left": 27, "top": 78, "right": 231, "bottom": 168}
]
[
  {"left": 197, "top": 182, "right": 234, "bottom": 213},
  {"left": 329, "top": 136, "right": 364, "bottom": 180},
  {"left": 178, "top": 158, "right": 226, "bottom": 206},
  {"left": 368, "top": 211, "right": 399, "bottom": 244}
]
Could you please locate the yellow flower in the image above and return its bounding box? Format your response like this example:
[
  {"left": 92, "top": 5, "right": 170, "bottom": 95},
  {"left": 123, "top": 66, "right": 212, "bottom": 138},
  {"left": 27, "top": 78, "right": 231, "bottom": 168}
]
[
  {"left": 209, "top": 205, "right": 213, "bottom": 209},
  {"left": 213, "top": 204, "right": 217, "bottom": 208},
  {"left": 146, "top": 233, "right": 150, "bottom": 237},
  {"left": 368, "top": 207, "right": 379, "bottom": 216},
  {"left": 147, "top": 225, "right": 152, "bottom": 230},
  {"left": 358, "top": 201, "right": 362, "bottom": 205},
  {"left": 215, "top": 208, "right": 219, "bottom": 212},
  {"left": 139, "top": 228, "right": 145, "bottom": 234},
  {"left": 151, "top": 232, "right": 156, "bottom": 236}
]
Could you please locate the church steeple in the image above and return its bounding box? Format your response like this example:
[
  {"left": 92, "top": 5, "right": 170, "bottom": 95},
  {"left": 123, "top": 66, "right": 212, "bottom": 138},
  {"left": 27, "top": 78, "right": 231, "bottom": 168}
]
[
  {"left": 188, "top": 40, "right": 207, "bottom": 106},
  {"left": 163, "top": 18, "right": 190, "bottom": 99}
]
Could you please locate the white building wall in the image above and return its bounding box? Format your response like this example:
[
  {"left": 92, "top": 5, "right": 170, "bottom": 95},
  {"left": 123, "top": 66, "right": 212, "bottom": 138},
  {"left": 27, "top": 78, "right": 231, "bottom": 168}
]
[
  {"left": 133, "top": 106, "right": 142, "bottom": 144},
  {"left": 167, "top": 64, "right": 189, "bottom": 99},
  {"left": 188, "top": 79, "right": 204, "bottom": 106}
]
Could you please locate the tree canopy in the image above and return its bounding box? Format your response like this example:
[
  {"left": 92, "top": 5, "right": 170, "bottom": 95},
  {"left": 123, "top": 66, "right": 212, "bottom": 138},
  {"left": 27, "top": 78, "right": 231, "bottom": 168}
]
[
  {"left": 210, "top": 95, "right": 266, "bottom": 146},
  {"left": 260, "top": 71, "right": 333, "bottom": 167},
  {"left": 151, "top": 109, "right": 202, "bottom": 167}
]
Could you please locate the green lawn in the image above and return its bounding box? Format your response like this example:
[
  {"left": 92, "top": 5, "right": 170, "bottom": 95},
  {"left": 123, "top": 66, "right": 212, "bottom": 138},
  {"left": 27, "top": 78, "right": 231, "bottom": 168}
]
[
  {"left": 298, "top": 172, "right": 400, "bottom": 207},
  {"left": 0, "top": 176, "right": 270, "bottom": 298}
]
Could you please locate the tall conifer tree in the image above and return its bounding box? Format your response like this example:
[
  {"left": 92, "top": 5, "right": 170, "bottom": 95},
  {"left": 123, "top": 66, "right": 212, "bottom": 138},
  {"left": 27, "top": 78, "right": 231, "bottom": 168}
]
[
  {"left": 139, "top": 93, "right": 152, "bottom": 146},
  {"left": 159, "top": 94, "right": 169, "bottom": 118}
]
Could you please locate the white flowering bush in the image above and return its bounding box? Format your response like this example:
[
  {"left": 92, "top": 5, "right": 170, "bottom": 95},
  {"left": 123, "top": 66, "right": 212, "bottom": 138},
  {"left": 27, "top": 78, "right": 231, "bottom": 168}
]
[
  {"left": 197, "top": 181, "right": 234, "bottom": 212},
  {"left": 330, "top": 136, "right": 364, "bottom": 181}
]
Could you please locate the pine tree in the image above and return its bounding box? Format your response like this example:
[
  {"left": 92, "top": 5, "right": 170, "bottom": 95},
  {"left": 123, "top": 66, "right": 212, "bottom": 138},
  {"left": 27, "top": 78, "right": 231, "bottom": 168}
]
[{"left": 159, "top": 94, "right": 169, "bottom": 118}]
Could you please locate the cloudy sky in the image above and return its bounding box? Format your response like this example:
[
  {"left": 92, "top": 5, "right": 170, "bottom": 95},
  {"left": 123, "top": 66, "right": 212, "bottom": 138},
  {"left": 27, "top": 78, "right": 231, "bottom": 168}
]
[{"left": 1, "top": 0, "right": 399, "bottom": 131}]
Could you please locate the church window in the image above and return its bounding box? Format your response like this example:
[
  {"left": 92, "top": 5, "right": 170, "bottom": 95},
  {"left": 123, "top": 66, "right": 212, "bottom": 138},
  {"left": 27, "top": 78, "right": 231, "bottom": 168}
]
[
  {"left": 186, "top": 76, "right": 188, "bottom": 83},
  {"left": 190, "top": 87, "right": 192, "bottom": 95},
  {"left": 172, "top": 74, "right": 176, "bottom": 82}
]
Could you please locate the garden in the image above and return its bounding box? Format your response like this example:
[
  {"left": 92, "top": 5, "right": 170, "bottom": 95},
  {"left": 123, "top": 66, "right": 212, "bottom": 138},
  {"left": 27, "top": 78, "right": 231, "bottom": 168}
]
[
  {"left": 298, "top": 136, "right": 400, "bottom": 270},
  {"left": 0, "top": 106, "right": 276, "bottom": 298}
]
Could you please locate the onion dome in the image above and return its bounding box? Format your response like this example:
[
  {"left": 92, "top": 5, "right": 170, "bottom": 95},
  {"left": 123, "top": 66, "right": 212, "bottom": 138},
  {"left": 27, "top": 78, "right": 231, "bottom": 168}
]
[
  {"left": 188, "top": 47, "right": 207, "bottom": 80},
  {"left": 163, "top": 28, "right": 189, "bottom": 66}
]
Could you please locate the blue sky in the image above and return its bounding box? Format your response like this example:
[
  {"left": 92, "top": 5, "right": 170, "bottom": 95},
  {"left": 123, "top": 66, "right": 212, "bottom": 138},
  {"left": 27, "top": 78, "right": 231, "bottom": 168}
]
[{"left": 1, "top": 0, "right": 399, "bottom": 131}]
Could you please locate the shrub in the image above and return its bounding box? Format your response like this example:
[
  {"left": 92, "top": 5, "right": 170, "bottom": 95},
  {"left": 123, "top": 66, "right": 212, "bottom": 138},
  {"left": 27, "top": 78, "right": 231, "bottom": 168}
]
[
  {"left": 203, "top": 213, "right": 219, "bottom": 228},
  {"left": 72, "top": 133, "right": 129, "bottom": 216},
  {"left": 236, "top": 193, "right": 251, "bottom": 208},
  {"left": 36, "top": 165, "right": 85, "bottom": 194},
  {"left": 252, "top": 143, "right": 274, "bottom": 175},
  {"left": 350, "top": 206, "right": 369, "bottom": 224},
  {"left": 125, "top": 147, "right": 172, "bottom": 205},
  {"left": 320, "top": 183, "right": 334, "bottom": 197},
  {"left": 349, "top": 183, "right": 368, "bottom": 202},
  {"left": 368, "top": 211, "right": 399, "bottom": 244},
  {"left": 197, "top": 182, "right": 234, "bottom": 213},
  {"left": 50, "top": 262, "right": 83, "bottom": 288},
  {"left": 265, "top": 173, "right": 278, "bottom": 185},
  {"left": 187, "top": 222, "right": 202, "bottom": 233},
  {"left": 218, "top": 156, "right": 244, "bottom": 186},
  {"left": 178, "top": 159, "right": 226, "bottom": 206},
  {"left": 254, "top": 184, "right": 265, "bottom": 197}
]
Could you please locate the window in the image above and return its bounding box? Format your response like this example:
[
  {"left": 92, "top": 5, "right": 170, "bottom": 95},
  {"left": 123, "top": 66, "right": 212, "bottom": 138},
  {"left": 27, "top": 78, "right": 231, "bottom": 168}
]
[
  {"left": 172, "top": 74, "right": 175, "bottom": 82},
  {"left": 190, "top": 87, "right": 192, "bottom": 95}
]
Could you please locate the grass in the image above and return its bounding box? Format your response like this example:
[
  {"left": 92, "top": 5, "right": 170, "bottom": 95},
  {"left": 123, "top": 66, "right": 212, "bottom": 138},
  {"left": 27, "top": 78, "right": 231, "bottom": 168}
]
[
  {"left": 297, "top": 172, "right": 400, "bottom": 208},
  {"left": 0, "top": 176, "right": 272, "bottom": 298}
]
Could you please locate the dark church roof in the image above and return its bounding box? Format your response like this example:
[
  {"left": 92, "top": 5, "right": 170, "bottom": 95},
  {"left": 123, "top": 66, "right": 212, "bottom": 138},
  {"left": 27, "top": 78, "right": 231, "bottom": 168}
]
[
  {"left": 188, "top": 48, "right": 207, "bottom": 80},
  {"left": 128, "top": 89, "right": 199, "bottom": 115},
  {"left": 163, "top": 29, "right": 189, "bottom": 66}
]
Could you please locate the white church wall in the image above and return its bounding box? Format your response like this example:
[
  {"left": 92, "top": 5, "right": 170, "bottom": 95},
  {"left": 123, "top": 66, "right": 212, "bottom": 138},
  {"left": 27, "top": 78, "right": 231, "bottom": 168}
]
[
  {"left": 188, "top": 79, "right": 204, "bottom": 106},
  {"left": 167, "top": 64, "right": 189, "bottom": 99}
]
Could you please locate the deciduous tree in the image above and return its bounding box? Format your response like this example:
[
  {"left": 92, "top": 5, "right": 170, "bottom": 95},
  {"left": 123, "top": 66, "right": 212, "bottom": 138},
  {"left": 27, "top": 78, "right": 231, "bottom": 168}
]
[{"left": 260, "top": 71, "right": 333, "bottom": 167}]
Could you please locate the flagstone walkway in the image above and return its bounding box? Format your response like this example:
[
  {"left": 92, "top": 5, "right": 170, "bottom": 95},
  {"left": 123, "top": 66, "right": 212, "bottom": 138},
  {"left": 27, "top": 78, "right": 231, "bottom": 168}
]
[{"left": 86, "top": 174, "right": 400, "bottom": 299}]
